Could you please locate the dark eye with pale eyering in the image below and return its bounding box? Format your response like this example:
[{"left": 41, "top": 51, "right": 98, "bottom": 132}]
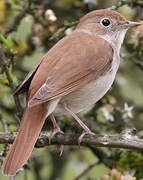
[{"left": 101, "top": 18, "right": 111, "bottom": 27}]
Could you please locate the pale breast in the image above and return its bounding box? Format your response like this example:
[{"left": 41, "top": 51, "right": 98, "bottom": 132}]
[{"left": 54, "top": 53, "right": 120, "bottom": 116}]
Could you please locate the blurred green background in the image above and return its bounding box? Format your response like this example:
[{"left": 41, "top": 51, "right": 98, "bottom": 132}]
[{"left": 0, "top": 0, "right": 143, "bottom": 179}]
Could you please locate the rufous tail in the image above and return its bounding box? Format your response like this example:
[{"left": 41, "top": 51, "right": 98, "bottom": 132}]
[{"left": 2, "top": 104, "right": 47, "bottom": 176}]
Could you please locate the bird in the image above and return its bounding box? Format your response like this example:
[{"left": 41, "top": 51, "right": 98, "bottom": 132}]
[{"left": 2, "top": 9, "right": 141, "bottom": 176}]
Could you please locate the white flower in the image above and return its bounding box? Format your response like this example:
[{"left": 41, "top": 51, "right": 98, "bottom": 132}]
[
  {"left": 101, "top": 106, "right": 114, "bottom": 122},
  {"left": 122, "top": 103, "right": 134, "bottom": 119},
  {"left": 83, "top": 0, "right": 97, "bottom": 5},
  {"left": 45, "top": 9, "right": 57, "bottom": 22},
  {"left": 31, "top": 36, "right": 42, "bottom": 46},
  {"left": 65, "top": 27, "right": 74, "bottom": 36}
]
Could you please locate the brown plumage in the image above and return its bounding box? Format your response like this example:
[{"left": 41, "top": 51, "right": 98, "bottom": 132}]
[
  {"left": 2, "top": 104, "right": 47, "bottom": 176},
  {"left": 28, "top": 33, "right": 113, "bottom": 107},
  {"left": 2, "top": 9, "right": 141, "bottom": 176},
  {"left": 2, "top": 32, "right": 113, "bottom": 176}
]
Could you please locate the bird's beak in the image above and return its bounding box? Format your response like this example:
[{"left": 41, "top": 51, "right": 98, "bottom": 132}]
[{"left": 123, "top": 21, "right": 142, "bottom": 28}]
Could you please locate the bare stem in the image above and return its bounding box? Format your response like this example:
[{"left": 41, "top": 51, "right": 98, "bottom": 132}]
[
  {"left": 0, "top": 132, "right": 143, "bottom": 151},
  {"left": 0, "top": 111, "right": 8, "bottom": 133},
  {"left": 0, "top": 45, "right": 23, "bottom": 118},
  {"left": 73, "top": 160, "right": 98, "bottom": 180},
  {"left": 5, "top": 1, "right": 31, "bottom": 34}
]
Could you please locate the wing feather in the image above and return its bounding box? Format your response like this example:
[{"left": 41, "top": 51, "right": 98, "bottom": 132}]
[
  {"left": 28, "top": 32, "right": 113, "bottom": 107},
  {"left": 14, "top": 59, "right": 44, "bottom": 95}
]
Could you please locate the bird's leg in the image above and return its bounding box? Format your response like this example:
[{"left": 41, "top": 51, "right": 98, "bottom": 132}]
[
  {"left": 63, "top": 104, "right": 95, "bottom": 145},
  {"left": 49, "top": 114, "right": 64, "bottom": 144}
]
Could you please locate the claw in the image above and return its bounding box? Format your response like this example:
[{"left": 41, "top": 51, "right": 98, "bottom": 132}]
[
  {"left": 78, "top": 130, "right": 95, "bottom": 146},
  {"left": 63, "top": 104, "right": 95, "bottom": 146},
  {"left": 49, "top": 114, "right": 64, "bottom": 144},
  {"left": 59, "top": 145, "right": 64, "bottom": 156},
  {"left": 49, "top": 127, "right": 64, "bottom": 144}
]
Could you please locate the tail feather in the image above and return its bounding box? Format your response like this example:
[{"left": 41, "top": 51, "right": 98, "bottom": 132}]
[{"left": 2, "top": 104, "right": 47, "bottom": 176}]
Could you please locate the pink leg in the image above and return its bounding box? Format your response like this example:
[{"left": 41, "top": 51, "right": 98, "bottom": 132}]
[
  {"left": 49, "top": 114, "right": 64, "bottom": 144},
  {"left": 63, "top": 104, "right": 95, "bottom": 145}
]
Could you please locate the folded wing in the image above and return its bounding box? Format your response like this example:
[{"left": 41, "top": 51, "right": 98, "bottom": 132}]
[{"left": 28, "top": 32, "right": 113, "bottom": 107}]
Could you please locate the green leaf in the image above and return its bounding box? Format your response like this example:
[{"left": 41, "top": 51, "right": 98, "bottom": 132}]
[
  {"left": 0, "top": 74, "right": 4, "bottom": 80},
  {"left": 11, "top": 4, "right": 22, "bottom": 12},
  {"left": 0, "top": 34, "right": 13, "bottom": 51},
  {"left": 9, "top": 65, "right": 19, "bottom": 86}
]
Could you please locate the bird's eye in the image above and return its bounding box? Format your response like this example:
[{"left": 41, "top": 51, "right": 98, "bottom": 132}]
[{"left": 101, "top": 18, "right": 111, "bottom": 27}]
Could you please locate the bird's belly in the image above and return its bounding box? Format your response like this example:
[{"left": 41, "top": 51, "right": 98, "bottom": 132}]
[{"left": 54, "top": 68, "right": 117, "bottom": 116}]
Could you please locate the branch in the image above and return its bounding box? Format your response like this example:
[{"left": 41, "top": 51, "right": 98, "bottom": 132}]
[
  {"left": 0, "top": 131, "right": 143, "bottom": 150},
  {"left": 110, "top": 0, "right": 143, "bottom": 10},
  {"left": 73, "top": 160, "right": 98, "bottom": 180},
  {"left": 0, "top": 111, "right": 8, "bottom": 133},
  {"left": 0, "top": 45, "right": 23, "bottom": 117},
  {"left": 5, "top": 1, "right": 31, "bottom": 35},
  {"left": 89, "top": 147, "right": 115, "bottom": 168}
]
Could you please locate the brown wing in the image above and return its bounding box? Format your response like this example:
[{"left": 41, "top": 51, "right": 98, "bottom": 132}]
[
  {"left": 14, "top": 58, "right": 44, "bottom": 95},
  {"left": 28, "top": 32, "right": 113, "bottom": 107}
]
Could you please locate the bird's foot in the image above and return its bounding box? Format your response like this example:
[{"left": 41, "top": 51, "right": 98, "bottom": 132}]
[
  {"left": 78, "top": 130, "right": 95, "bottom": 146},
  {"left": 63, "top": 103, "right": 95, "bottom": 146},
  {"left": 49, "top": 126, "right": 64, "bottom": 144},
  {"left": 49, "top": 114, "right": 64, "bottom": 144}
]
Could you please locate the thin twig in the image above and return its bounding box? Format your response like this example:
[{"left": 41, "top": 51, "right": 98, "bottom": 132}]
[
  {"left": 0, "top": 110, "right": 10, "bottom": 157},
  {"left": 133, "top": 59, "right": 143, "bottom": 70},
  {"left": 73, "top": 160, "right": 98, "bottom": 180},
  {"left": 5, "top": 1, "right": 31, "bottom": 35},
  {"left": 0, "top": 111, "right": 8, "bottom": 133},
  {"left": 0, "top": 45, "right": 23, "bottom": 118},
  {"left": 89, "top": 147, "right": 115, "bottom": 168},
  {"left": 110, "top": 0, "right": 143, "bottom": 10}
]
